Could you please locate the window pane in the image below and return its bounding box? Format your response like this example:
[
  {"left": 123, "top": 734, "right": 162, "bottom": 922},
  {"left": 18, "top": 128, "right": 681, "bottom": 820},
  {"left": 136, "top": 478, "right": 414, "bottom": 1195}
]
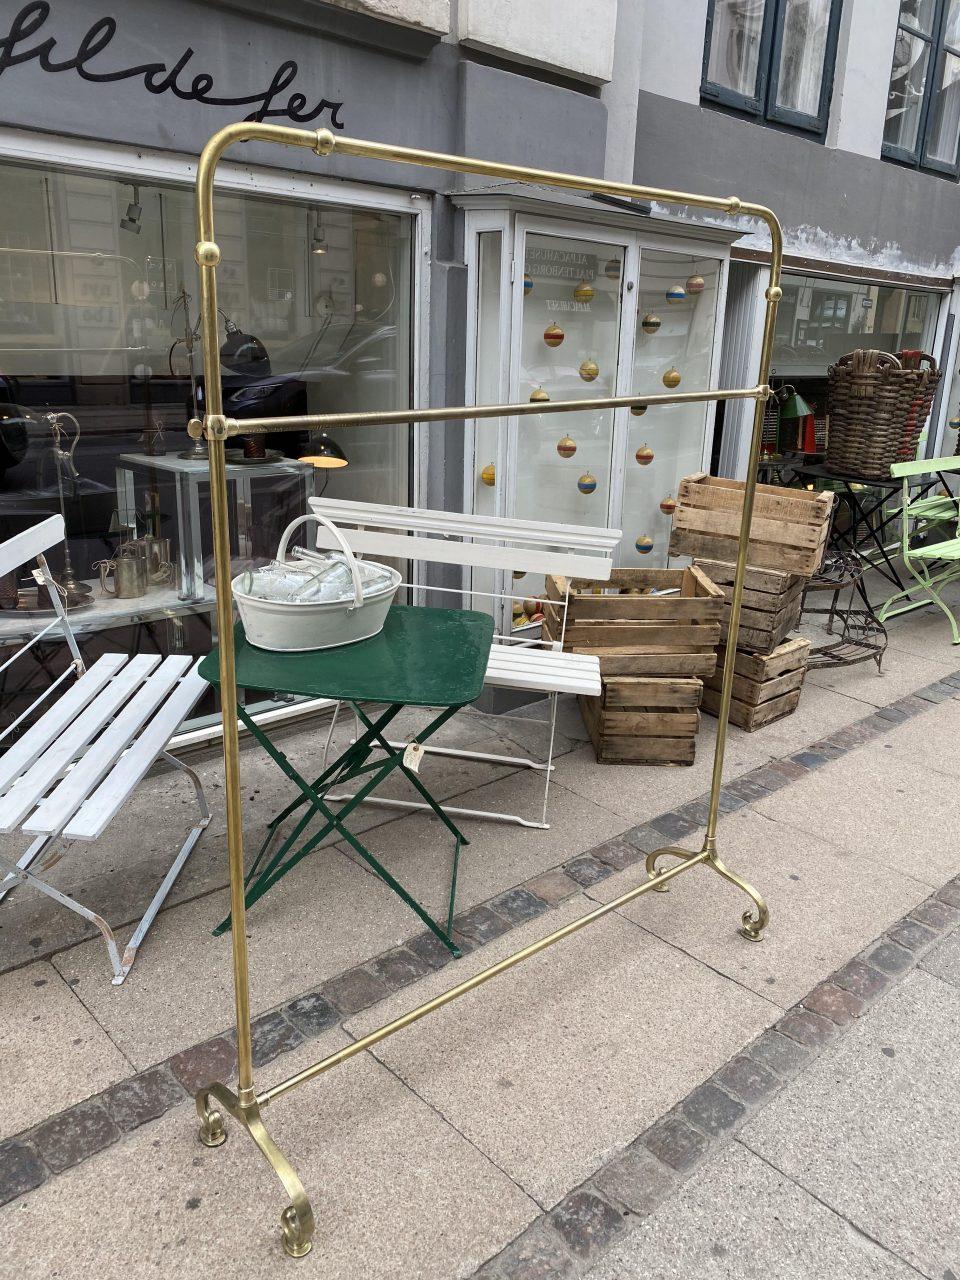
[
  {"left": 898, "top": 0, "right": 937, "bottom": 37},
  {"left": 775, "top": 0, "right": 832, "bottom": 117},
  {"left": 946, "top": 0, "right": 960, "bottom": 47},
  {"left": 925, "top": 50, "right": 960, "bottom": 162},
  {"left": 885, "top": 28, "right": 931, "bottom": 151},
  {"left": 707, "top": 0, "right": 768, "bottom": 99}
]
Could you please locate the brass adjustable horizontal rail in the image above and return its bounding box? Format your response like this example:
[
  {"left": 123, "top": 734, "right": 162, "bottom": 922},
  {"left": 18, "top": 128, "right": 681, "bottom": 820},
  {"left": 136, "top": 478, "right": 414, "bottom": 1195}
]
[{"left": 189, "top": 385, "right": 768, "bottom": 440}]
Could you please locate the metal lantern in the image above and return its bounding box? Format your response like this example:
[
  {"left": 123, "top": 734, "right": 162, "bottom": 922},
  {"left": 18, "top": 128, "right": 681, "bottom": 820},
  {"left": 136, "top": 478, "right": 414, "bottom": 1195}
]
[
  {"left": 662, "top": 366, "right": 681, "bottom": 388},
  {"left": 557, "top": 435, "right": 577, "bottom": 458},
  {"left": 641, "top": 313, "right": 661, "bottom": 335},
  {"left": 635, "top": 443, "right": 655, "bottom": 465},
  {"left": 666, "top": 283, "right": 686, "bottom": 304},
  {"left": 530, "top": 386, "right": 550, "bottom": 403},
  {"left": 480, "top": 463, "right": 496, "bottom": 487},
  {"left": 635, "top": 534, "right": 654, "bottom": 554},
  {"left": 577, "top": 472, "right": 597, "bottom": 494},
  {"left": 573, "top": 280, "right": 595, "bottom": 303},
  {"left": 579, "top": 358, "right": 600, "bottom": 382},
  {"left": 543, "top": 323, "right": 565, "bottom": 348},
  {"left": 776, "top": 384, "right": 816, "bottom": 454}
]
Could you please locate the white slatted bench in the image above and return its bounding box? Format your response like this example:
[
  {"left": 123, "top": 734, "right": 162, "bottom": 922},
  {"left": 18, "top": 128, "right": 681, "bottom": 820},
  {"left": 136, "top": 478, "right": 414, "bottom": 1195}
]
[
  {"left": 307, "top": 497, "right": 620, "bottom": 828},
  {"left": 0, "top": 516, "right": 210, "bottom": 984}
]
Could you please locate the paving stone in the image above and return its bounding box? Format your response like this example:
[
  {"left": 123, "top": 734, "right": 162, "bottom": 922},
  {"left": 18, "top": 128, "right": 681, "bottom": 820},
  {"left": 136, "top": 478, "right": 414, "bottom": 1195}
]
[
  {"left": 588, "top": 838, "right": 644, "bottom": 873},
  {"left": 481, "top": 1220, "right": 576, "bottom": 1280},
  {"left": 801, "top": 982, "right": 864, "bottom": 1026},
  {"left": 715, "top": 787, "right": 748, "bottom": 813},
  {"left": 562, "top": 854, "right": 613, "bottom": 888},
  {"left": 722, "top": 775, "right": 772, "bottom": 803},
  {"left": 898, "top": 694, "right": 932, "bottom": 714},
  {"left": 167, "top": 1035, "right": 237, "bottom": 1094},
  {"left": 680, "top": 1082, "right": 746, "bottom": 1136},
  {"left": 523, "top": 868, "right": 580, "bottom": 906},
  {"left": 914, "top": 681, "right": 955, "bottom": 702},
  {"left": 776, "top": 1008, "right": 837, "bottom": 1049},
  {"left": 622, "top": 822, "right": 677, "bottom": 853},
  {"left": 593, "top": 1146, "right": 677, "bottom": 1217},
  {"left": 765, "top": 758, "right": 809, "bottom": 781},
  {"left": 935, "top": 879, "right": 960, "bottom": 909},
  {"left": 647, "top": 810, "right": 701, "bottom": 840},
  {"left": 676, "top": 798, "right": 712, "bottom": 826},
  {"left": 453, "top": 903, "right": 514, "bottom": 944},
  {"left": 249, "top": 1010, "right": 304, "bottom": 1068},
  {"left": 284, "top": 990, "right": 339, "bottom": 1038},
  {"left": 745, "top": 1030, "right": 813, "bottom": 1079},
  {"left": 547, "top": 1189, "right": 626, "bottom": 1260},
  {"left": 865, "top": 940, "right": 914, "bottom": 975},
  {"left": 100, "top": 1067, "right": 185, "bottom": 1132},
  {"left": 322, "top": 965, "right": 390, "bottom": 1014},
  {"left": 909, "top": 899, "right": 959, "bottom": 931},
  {"left": 920, "top": 930, "right": 960, "bottom": 989},
  {"left": 405, "top": 929, "right": 460, "bottom": 970},
  {"left": 742, "top": 764, "right": 791, "bottom": 793},
  {"left": 790, "top": 749, "right": 832, "bottom": 770},
  {"left": 641, "top": 1113, "right": 710, "bottom": 1173},
  {"left": 369, "top": 947, "right": 432, "bottom": 992},
  {"left": 876, "top": 704, "right": 909, "bottom": 723},
  {"left": 32, "top": 1099, "right": 119, "bottom": 1174},
  {"left": 712, "top": 1055, "right": 779, "bottom": 1105},
  {"left": 0, "top": 1140, "right": 46, "bottom": 1206},
  {"left": 806, "top": 740, "right": 845, "bottom": 758},
  {"left": 886, "top": 919, "right": 938, "bottom": 952},
  {"left": 831, "top": 959, "right": 891, "bottom": 1002},
  {"left": 490, "top": 886, "right": 551, "bottom": 926}
]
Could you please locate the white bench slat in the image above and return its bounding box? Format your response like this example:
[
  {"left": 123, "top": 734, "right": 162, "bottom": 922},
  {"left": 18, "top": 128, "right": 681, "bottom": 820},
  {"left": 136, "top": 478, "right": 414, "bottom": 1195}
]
[
  {"left": 24, "top": 656, "right": 193, "bottom": 836},
  {"left": 0, "top": 515, "right": 64, "bottom": 577},
  {"left": 310, "top": 497, "right": 620, "bottom": 553},
  {"left": 485, "top": 647, "right": 601, "bottom": 696},
  {"left": 0, "top": 654, "right": 128, "bottom": 794},
  {"left": 0, "top": 655, "right": 160, "bottom": 832},
  {"left": 312, "top": 525, "right": 614, "bottom": 582},
  {"left": 64, "top": 663, "right": 207, "bottom": 842}
]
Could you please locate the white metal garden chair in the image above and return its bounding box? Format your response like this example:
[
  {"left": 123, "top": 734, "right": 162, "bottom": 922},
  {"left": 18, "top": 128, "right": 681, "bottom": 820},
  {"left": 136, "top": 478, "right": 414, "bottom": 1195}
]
[
  {"left": 308, "top": 497, "right": 620, "bottom": 828},
  {"left": 879, "top": 454, "right": 960, "bottom": 642},
  {"left": 0, "top": 515, "right": 210, "bottom": 983}
]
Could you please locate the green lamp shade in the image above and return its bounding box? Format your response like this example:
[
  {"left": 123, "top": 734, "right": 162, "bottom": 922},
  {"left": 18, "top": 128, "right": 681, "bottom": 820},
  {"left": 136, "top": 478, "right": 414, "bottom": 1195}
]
[{"left": 779, "top": 388, "right": 814, "bottom": 421}]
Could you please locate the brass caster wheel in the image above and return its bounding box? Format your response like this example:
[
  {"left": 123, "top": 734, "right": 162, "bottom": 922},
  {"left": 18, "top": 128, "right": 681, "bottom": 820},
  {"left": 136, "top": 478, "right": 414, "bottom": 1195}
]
[
  {"left": 198, "top": 1109, "right": 227, "bottom": 1148},
  {"left": 281, "top": 1205, "right": 313, "bottom": 1258}
]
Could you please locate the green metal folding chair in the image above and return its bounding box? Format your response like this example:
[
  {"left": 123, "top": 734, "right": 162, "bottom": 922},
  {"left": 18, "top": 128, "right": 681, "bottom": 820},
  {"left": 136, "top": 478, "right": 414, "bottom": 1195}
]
[{"left": 879, "top": 454, "right": 960, "bottom": 642}]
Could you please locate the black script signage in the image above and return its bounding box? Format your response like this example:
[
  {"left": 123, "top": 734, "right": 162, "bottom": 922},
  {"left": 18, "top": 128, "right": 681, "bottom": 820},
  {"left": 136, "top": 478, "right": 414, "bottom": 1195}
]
[{"left": 0, "top": 2, "right": 345, "bottom": 127}]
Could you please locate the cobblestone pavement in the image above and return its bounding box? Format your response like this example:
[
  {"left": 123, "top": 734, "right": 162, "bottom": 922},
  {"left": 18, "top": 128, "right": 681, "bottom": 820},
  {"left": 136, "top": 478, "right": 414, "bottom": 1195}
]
[{"left": 0, "top": 603, "right": 959, "bottom": 1278}]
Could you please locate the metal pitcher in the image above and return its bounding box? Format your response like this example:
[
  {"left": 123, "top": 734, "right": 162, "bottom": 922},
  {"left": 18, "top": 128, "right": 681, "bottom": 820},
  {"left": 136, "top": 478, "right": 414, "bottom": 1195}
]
[{"left": 95, "top": 548, "right": 149, "bottom": 599}]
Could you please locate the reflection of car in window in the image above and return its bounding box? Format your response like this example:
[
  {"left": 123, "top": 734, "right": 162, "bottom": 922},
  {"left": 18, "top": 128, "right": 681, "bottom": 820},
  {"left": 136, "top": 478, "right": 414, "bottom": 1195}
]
[{"left": 0, "top": 374, "right": 29, "bottom": 478}]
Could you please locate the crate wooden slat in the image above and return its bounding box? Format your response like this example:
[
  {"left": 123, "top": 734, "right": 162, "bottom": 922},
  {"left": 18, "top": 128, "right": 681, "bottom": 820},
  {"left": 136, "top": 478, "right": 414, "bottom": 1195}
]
[
  {"left": 669, "top": 472, "right": 833, "bottom": 575},
  {"left": 694, "top": 557, "right": 805, "bottom": 655},
  {"left": 701, "top": 684, "right": 802, "bottom": 732},
  {"left": 702, "top": 637, "right": 810, "bottom": 731},
  {"left": 579, "top": 675, "right": 703, "bottom": 764}
]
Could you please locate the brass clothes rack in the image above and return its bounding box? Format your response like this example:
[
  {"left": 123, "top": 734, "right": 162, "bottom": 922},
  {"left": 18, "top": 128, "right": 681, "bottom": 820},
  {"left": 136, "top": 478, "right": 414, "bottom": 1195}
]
[{"left": 190, "top": 123, "right": 782, "bottom": 1259}]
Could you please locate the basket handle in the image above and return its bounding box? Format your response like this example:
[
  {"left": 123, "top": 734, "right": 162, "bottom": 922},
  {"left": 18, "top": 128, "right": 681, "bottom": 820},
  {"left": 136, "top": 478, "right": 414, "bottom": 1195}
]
[
  {"left": 275, "top": 513, "right": 364, "bottom": 612},
  {"left": 900, "top": 349, "right": 938, "bottom": 373}
]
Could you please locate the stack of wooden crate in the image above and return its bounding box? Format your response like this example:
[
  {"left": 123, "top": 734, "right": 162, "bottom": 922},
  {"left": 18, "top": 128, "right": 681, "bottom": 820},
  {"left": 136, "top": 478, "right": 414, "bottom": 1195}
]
[
  {"left": 544, "top": 567, "right": 724, "bottom": 764},
  {"left": 668, "top": 471, "right": 833, "bottom": 733}
]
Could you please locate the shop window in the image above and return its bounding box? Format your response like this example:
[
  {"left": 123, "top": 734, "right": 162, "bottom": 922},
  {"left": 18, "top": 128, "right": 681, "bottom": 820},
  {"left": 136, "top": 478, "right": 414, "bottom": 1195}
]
[
  {"left": 884, "top": 0, "right": 960, "bottom": 177},
  {"left": 0, "top": 160, "right": 413, "bottom": 731},
  {"left": 701, "top": 0, "right": 843, "bottom": 136}
]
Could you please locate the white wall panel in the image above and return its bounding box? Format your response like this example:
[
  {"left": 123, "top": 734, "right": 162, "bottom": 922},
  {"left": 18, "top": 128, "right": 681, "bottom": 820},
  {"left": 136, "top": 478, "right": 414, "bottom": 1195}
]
[{"left": 458, "top": 0, "right": 618, "bottom": 84}]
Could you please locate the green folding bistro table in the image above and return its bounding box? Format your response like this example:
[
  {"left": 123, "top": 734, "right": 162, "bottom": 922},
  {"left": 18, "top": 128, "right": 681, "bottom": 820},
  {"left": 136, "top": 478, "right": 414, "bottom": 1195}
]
[{"left": 199, "top": 604, "right": 495, "bottom": 956}]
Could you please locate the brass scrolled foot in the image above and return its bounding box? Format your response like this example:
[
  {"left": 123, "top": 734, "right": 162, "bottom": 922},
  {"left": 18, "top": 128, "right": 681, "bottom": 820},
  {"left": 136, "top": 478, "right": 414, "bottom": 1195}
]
[
  {"left": 196, "top": 1086, "right": 229, "bottom": 1147},
  {"left": 281, "top": 1204, "right": 313, "bottom": 1258},
  {"left": 707, "top": 853, "right": 769, "bottom": 942},
  {"left": 645, "top": 845, "right": 694, "bottom": 893}
]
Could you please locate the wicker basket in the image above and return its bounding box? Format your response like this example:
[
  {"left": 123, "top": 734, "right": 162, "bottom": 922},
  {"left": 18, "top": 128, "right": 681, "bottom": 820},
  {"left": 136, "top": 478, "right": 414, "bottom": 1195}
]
[{"left": 826, "top": 348, "right": 940, "bottom": 481}]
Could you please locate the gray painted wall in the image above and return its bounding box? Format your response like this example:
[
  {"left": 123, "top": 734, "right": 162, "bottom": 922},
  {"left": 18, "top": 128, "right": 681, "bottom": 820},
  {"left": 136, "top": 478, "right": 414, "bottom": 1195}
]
[{"left": 633, "top": 91, "right": 960, "bottom": 278}]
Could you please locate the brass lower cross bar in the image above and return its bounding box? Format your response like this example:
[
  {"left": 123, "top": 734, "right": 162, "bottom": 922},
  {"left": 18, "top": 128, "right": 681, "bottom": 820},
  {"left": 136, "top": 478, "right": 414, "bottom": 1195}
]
[{"left": 191, "top": 122, "right": 782, "bottom": 1258}]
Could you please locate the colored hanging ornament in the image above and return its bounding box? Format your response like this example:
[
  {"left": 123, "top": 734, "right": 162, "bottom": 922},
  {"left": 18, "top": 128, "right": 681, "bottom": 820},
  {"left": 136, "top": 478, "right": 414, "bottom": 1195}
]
[
  {"left": 480, "top": 463, "right": 496, "bottom": 487},
  {"left": 686, "top": 274, "right": 706, "bottom": 294},
  {"left": 573, "top": 279, "right": 595, "bottom": 303},
  {"left": 523, "top": 598, "right": 537, "bottom": 618},
  {"left": 635, "top": 535, "right": 654, "bottom": 555},
  {"left": 950, "top": 409, "right": 960, "bottom": 432},
  {"left": 530, "top": 386, "right": 550, "bottom": 403},
  {"left": 641, "top": 313, "right": 661, "bottom": 335},
  {"left": 604, "top": 257, "right": 621, "bottom": 280},
  {"left": 372, "top": 271, "right": 388, "bottom": 288},
  {"left": 659, "top": 494, "right": 678, "bottom": 515},
  {"left": 577, "top": 472, "right": 598, "bottom": 495},
  {"left": 556, "top": 435, "right": 577, "bottom": 459},
  {"left": 635, "top": 443, "right": 655, "bottom": 465},
  {"left": 512, "top": 570, "right": 526, "bottom": 580},
  {"left": 543, "top": 323, "right": 565, "bottom": 348},
  {"left": 523, "top": 273, "right": 533, "bottom": 295},
  {"left": 662, "top": 366, "right": 681, "bottom": 388},
  {"left": 579, "top": 358, "right": 600, "bottom": 383},
  {"left": 666, "top": 283, "right": 686, "bottom": 304},
  {"left": 630, "top": 403, "right": 647, "bottom": 417}
]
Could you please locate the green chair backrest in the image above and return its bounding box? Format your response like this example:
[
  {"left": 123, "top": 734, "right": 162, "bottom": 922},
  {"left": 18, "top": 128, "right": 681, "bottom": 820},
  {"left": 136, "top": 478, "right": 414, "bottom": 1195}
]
[{"left": 891, "top": 454, "right": 960, "bottom": 479}]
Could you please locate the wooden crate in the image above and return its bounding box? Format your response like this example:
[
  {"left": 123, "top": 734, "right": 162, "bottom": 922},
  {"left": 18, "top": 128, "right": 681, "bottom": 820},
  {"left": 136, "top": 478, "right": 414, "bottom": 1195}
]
[
  {"left": 544, "top": 566, "right": 724, "bottom": 678},
  {"left": 579, "top": 676, "right": 702, "bottom": 764},
  {"left": 693, "top": 558, "right": 805, "bottom": 655},
  {"left": 701, "top": 637, "right": 810, "bottom": 732},
  {"left": 669, "top": 472, "right": 834, "bottom": 576}
]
